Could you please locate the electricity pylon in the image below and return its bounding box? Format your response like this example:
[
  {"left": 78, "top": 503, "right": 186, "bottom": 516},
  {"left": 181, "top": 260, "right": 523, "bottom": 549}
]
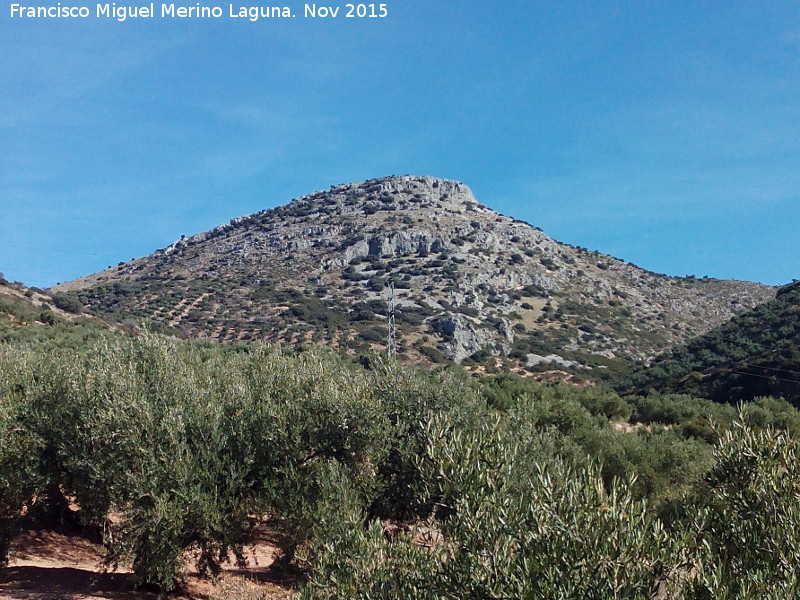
[{"left": 387, "top": 282, "right": 396, "bottom": 359}]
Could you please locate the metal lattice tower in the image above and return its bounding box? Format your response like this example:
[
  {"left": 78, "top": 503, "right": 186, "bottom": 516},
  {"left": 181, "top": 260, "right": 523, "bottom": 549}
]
[{"left": 387, "top": 282, "right": 396, "bottom": 359}]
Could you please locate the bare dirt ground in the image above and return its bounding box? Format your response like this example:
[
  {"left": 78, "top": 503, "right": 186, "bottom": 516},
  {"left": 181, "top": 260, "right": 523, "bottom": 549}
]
[{"left": 0, "top": 526, "right": 297, "bottom": 600}]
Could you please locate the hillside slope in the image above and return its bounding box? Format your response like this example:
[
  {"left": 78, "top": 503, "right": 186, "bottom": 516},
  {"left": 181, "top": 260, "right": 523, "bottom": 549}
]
[
  {"left": 620, "top": 280, "right": 800, "bottom": 404},
  {"left": 0, "top": 276, "right": 111, "bottom": 347},
  {"left": 53, "top": 176, "right": 774, "bottom": 373}
]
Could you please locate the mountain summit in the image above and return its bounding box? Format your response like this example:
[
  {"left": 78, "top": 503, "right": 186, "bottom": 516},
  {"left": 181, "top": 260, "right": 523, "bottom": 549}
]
[{"left": 54, "top": 175, "right": 774, "bottom": 374}]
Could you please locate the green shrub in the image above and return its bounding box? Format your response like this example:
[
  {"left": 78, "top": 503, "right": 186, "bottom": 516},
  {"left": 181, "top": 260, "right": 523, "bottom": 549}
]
[
  {"left": 418, "top": 345, "right": 446, "bottom": 363},
  {"left": 50, "top": 292, "right": 84, "bottom": 314},
  {"left": 312, "top": 413, "right": 691, "bottom": 599}
]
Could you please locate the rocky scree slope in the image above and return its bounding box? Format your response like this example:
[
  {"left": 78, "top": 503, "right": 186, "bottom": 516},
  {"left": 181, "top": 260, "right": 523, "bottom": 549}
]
[{"left": 53, "top": 176, "right": 774, "bottom": 374}]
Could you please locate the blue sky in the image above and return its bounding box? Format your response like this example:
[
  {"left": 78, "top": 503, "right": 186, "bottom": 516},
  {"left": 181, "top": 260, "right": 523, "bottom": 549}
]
[{"left": 1, "top": 1, "right": 798, "bottom": 287}]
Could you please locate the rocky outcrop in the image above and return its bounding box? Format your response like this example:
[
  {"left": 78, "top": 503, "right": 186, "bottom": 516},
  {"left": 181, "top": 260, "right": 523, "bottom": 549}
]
[
  {"left": 526, "top": 354, "right": 576, "bottom": 368},
  {"left": 434, "top": 314, "right": 511, "bottom": 363},
  {"left": 54, "top": 175, "right": 776, "bottom": 372}
]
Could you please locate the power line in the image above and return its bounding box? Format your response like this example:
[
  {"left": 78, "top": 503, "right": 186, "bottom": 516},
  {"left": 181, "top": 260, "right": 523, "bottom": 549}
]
[
  {"left": 688, "top": 333, "right": 799, "bottom": 357},
  {"left": 726, "top": 369, "right": 800, "bottom": 386},
  {"left": 680, "top": 337, "right": 800, "bottom": 379},
  {"left": 711, "top": 344, "right": 800, "bottom": 379},
  {"left": 0, "top": 266, "right": 69, "bottom": 277},
  {"left": 5, "top": 279, "right": 51, "bottom": 287},
  {"left": 735, "top": 361, "right": 800, "bottom": 379},
  {"left": 0, "top": 243, "right": 103, "bottom": 257},
  {"left": 663, "top": 328, "right": 800, "bottom": 380}
]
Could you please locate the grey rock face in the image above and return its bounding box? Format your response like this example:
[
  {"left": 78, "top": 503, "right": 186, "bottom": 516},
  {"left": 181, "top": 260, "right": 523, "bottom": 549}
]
[
  {"left": 367, "top": 231, "right": 448, "bottom": 258},
  {"left": 434, "top": 314, "right": 509, "bottom": 363},
  {"left": 526, "top": 354, "right": 576, "bottom": 368}
]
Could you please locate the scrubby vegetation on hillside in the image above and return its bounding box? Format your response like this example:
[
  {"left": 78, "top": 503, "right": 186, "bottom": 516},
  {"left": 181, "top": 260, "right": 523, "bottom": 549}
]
[
  {"left": 54, "top": 176, "right": 774, "bottom": 370},
  {"left": 621, "top": 280, "right": 800, "bottom": 405},
  {"left": 2, "top": 329, "right": 800, "bottom": 598},
  {"left": 0, "top": 280, "right": 112, "bottom": 348}
]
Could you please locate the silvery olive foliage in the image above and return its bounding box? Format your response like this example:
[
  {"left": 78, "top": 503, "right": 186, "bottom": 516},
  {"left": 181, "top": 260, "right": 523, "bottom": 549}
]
[
  {"left": 0, "top": 334, "right": 476, "bottom": 588},
  {"left": 301, "top": 415, "right": 691, "bottom": 600},
  {"left": 1, "top": 333, "right": 800, "bottom": 598},
  {"left": 686, "top": 423, "right": 800, "bottom": 598},
  {"left": 0, "top": 349, "right": 44, "bottom": 566}
]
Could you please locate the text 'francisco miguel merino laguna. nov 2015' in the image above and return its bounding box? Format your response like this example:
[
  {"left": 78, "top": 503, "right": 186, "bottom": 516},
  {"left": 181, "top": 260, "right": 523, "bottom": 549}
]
[{"left": 9, "top": 2, "right": 389, "bottom": 21}]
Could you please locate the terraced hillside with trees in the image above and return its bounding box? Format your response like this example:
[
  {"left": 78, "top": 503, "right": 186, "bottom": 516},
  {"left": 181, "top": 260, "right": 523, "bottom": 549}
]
[{"left": 53, "top": 176, "right": 774, "bottom": 377}]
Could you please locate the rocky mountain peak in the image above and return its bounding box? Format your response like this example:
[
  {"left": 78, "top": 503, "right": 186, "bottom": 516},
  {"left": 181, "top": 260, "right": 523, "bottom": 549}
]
[
  {"left": 53, "top": 176, "right": 776, "bottom": 377},
  {"left": 296, "top": 175, "right": 481, "bottom": 212},
  {"left": 280, "top": 176, "right": 488, "bottom": 228}
]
